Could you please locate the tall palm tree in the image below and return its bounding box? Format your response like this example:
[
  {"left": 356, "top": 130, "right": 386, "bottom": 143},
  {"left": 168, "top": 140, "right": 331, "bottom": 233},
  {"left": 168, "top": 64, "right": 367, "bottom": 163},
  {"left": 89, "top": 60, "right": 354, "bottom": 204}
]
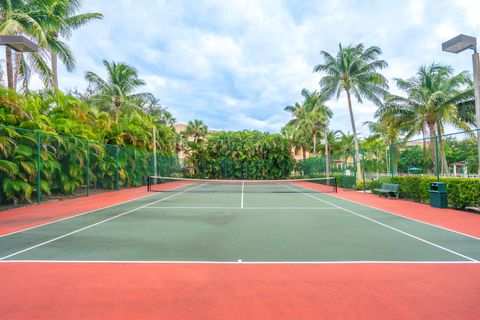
[
  {"left": 314, "top": 43, "right": 389, "bottom": 176},
  {"left": 38, "top": 0, "right": 103, "bottom": 89},
  {"left": 85, "top": 60, "right": 153, "bottom": 122},
  {"left": 184, "top": 119, "right": 208, "bottom": 143},
  {"left": 375, "top": 63, "right": 473, "bottom": 174}
]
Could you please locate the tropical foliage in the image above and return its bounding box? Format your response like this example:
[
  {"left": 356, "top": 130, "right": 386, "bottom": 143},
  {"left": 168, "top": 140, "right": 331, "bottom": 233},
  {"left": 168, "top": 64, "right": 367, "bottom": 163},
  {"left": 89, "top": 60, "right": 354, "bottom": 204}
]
[
  {"left": 0, "top": 86, "right": 177, "bottom": 205},
  {"left": 375, "top": 63, "right": 474, "bottom": 174},
  {"left": 185, "top": 131, "right": 294, "bottom": 179}
]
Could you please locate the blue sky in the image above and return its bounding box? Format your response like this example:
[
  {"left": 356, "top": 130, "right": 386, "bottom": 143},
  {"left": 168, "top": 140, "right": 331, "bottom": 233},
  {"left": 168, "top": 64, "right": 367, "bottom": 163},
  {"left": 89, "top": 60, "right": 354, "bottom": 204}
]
[{"left": 51, "top": 0, "right": 479, "bottom": 135}]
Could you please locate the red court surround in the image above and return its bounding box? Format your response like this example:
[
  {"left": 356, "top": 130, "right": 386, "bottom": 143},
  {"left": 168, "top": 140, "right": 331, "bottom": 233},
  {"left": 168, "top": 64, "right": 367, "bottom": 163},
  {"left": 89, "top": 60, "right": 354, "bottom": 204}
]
[{"left": 0, "top": 263, "right": 478, "bottom": 320}]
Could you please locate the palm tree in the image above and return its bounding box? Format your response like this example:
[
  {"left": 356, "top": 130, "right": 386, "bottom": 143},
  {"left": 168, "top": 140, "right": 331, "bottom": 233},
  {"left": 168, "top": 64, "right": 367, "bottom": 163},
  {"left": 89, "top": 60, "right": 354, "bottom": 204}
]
[
  {"left": 141, "top": 95, "right": 176, "bottom": 128},
  {"left": 85, "top": 60, "right": 153, "bottom": 122},
  {"left": 375, "top": 63, "right": 473, "bottom": 174},
  {"left": 323, "top": 129, "right": 343, "bottom": 174},
  {"left": 284, "top": 89, "right": 332, "bottom": 157},
  {"left": 38, "top": 0, "right": 103, "bottom": 89},
  {"left": 314, "top": 43, "right": 389, "bottom": 177},
  {"left": 184, "top": 119, "right": 208, "bottom": 144}
]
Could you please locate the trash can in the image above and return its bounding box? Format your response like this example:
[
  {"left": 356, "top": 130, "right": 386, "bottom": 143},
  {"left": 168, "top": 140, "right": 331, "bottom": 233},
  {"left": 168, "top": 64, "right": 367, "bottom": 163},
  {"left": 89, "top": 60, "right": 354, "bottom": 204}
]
[{"left": 429, "top": 182, "right": 448, "bottom": 208}]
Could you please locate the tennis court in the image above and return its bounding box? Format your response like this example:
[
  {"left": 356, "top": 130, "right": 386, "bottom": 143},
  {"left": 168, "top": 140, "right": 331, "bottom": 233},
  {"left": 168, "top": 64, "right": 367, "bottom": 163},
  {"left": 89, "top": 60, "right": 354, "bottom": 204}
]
[
  {"left": 1, "top": 177, "right": 480, "bottom": 320},
  {"left": 1, "top": 177, "right": 478, "bottom": 263}
]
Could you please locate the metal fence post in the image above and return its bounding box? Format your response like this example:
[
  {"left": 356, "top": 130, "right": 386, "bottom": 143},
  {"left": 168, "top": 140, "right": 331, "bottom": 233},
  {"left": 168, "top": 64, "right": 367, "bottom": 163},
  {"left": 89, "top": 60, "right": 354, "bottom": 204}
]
[
  {"left": 389, "top": 144, "right": 394, "bottom": 182},
  {"left": 86, "top": 142, "right": 90, "bottom": 196},
  {"left": 362, "top": 148, "right": 366, "bottom": 193},
  {"left": 435, "top": 136, "right": 440, "bottom": 181},
  {"left": 115, "top": 146, "right": 120, "bottom": 190},
  {"left": 134, "top": 149, "right": 138, "bottom": 186},
  {"left": 36, "top": 131, "right": 41, "bottom": 204}
]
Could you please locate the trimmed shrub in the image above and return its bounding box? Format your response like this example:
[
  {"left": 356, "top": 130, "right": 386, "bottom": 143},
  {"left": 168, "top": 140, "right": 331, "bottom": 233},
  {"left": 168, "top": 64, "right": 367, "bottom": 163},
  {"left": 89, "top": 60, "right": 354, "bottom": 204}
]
[{"left": 360, "top": 176, "right": 480, "bottom": 210}]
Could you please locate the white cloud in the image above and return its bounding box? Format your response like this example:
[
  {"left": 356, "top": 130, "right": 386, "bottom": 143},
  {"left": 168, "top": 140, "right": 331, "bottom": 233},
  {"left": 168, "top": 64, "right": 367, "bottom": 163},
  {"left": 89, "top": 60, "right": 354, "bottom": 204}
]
[
  {"left": 406, "top": 0, "right": 428, "bottom": 26},
  {"left": 9, "top": 0, "right": 474, "bottom": 135}
]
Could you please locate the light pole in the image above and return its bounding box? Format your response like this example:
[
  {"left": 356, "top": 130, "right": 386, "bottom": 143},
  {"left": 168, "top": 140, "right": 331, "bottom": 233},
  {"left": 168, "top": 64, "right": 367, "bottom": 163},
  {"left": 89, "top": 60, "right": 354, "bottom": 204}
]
[
  {"left": 152, "top": 119, "right": 167, "bottom": 177},
  {"left": 442, "top": 34, "right": 480, "bottom": 175}
]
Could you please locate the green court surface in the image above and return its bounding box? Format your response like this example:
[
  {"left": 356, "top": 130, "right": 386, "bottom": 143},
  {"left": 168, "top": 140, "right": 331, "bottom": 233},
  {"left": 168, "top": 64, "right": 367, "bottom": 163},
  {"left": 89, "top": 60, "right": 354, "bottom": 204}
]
[{"left": 0, "top": 182, "right": 479, "bottom": 262}]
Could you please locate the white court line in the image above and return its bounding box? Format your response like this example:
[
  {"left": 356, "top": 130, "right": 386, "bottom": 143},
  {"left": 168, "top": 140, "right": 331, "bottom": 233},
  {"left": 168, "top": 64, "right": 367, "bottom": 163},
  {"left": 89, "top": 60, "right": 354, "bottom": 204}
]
[
  {"left": 281, "top": 184, "right": 478, "bottom": 262},
  {"left": 0, "top": 189, "right": 169, "bottom": 239},
  {"left": 298, "top": 183, "right": 480, "bottom": 241},
  {"left": 0, "top": 184, "right": 207, "bottom": 261},
  {"left": 328, "top": 193, "right": 480, "bottom": 241},
  {"left": 241, "top": 181, "right": 245, "bottom": 208},
  {"left": 143, "top": 206, "right": 341, "bottom": 210},
  {"left": 0, "top": 260, "right": 477, "bottom": 264}
]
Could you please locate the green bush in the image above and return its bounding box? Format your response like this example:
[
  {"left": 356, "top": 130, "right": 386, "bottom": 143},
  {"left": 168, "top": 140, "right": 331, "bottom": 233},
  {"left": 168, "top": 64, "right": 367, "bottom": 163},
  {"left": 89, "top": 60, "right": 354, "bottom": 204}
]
[
  {"left": 360, "top": 175, "right": 480, "bottom": 210},
  {"left": 185, "top": 131, "right": 294, "bottom": 180},
  {"left": 356, "top": 177, "right": 390, "bottom": 192}
]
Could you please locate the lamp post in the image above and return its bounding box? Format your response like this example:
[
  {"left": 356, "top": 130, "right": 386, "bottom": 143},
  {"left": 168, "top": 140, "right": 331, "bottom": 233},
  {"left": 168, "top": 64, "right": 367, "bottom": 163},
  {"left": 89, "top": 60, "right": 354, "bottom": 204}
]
[
  {"left": 152, "top": 119, "right": 167, "bottom": 177},
  {"left": 442, "top": 34, "right": 480, "bottom": 175}
]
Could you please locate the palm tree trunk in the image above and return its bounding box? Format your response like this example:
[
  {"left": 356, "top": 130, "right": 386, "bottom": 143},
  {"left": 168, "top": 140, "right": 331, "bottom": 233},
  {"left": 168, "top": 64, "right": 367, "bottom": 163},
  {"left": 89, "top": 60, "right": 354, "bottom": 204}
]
[
  {"left": 428, "top": 123, "right": 437, "bottom": 174},
  {"left": 51, "top": 51, "right": 58, "bottom": 89},
  {"left": 302, "top": 147, "right": 306, "bottom": 160},
  {"left": 6, "top": 47, "right": 13, "bottom": 89},
  {"left": 115, "top": 106, "right": 120, "bottom": 122},
  {"left": 422, "top": 126, "right": 427, "bottom": 158},
  {"left": 325, "top": 130, "right": 329, "bottom": 176},
  {"left": 436, "top": 124, "right": 449, "bottom": 175},
  {"left": 313, "top": 132, "right": 317, "bottom": 156},
  {"left": 346, "top": 89, "right": 361, "bottom": 178}
]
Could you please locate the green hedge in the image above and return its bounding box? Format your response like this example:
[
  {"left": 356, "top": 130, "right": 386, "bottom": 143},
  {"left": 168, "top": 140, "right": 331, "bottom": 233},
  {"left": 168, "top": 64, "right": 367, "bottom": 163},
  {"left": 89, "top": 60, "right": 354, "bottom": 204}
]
[
  {"left": 304, "top": 174, "right": 348, "bottom": 188},
  {"left": 358, "top": 176, "right": 480, "bottom": 210}
]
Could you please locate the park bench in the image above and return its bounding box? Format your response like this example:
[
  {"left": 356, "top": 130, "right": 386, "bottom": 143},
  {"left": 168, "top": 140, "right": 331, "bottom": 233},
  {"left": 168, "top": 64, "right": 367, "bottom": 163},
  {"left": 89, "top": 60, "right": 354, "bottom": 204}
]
[
  {"left": 465, "top": 206, "right": 480, "bottom": 214},
  {"left": 374, "top": 183, "right": 399, "bottom": 199}
]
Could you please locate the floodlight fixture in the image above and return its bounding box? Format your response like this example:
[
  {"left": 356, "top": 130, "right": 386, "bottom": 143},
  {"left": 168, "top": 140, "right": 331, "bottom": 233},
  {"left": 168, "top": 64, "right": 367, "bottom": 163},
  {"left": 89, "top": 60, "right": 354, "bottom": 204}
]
[
  {"left": 0, "top": 35, "right": 38, "bottom": 52},
  {"left": 442, "top": 34, "right": 477, "bottom": 54}
]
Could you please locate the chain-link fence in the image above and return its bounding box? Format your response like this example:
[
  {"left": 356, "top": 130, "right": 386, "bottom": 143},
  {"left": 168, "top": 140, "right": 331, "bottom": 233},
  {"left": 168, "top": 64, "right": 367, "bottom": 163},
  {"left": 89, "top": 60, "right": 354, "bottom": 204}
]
[
  {"left": 0, "top": 126, "right": 179, "bottom": 209},
  {"left": 300, "top": 129, "right": 480, "bottom": 190},
  {"left": 184, "top": 158, "right": 294, "bottom": 180}
]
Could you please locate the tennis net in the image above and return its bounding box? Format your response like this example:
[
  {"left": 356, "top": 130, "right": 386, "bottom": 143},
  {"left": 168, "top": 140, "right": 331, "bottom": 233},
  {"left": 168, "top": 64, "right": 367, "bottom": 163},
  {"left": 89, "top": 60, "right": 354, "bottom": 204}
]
[{"left": 147, "top": 176, "right": 337, "bottom": 193}]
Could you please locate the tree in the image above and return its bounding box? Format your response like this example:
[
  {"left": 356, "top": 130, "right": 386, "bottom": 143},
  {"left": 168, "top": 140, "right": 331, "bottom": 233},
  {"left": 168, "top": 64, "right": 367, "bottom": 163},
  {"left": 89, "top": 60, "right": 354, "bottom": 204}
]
[
  {"left": 141, "top": 95, "right": 176, "bottom": 128},
  {"left": 284, "top": 89, "right": 332, "bottom": 157},
  {"left": 38, "top": 0, "right": 103, "bottom": 89},
  {"left": 314, "top": 43, "right": 389, "bottom": 177},
  {"left": 375, "top": 63, "right": 473, "bottom": 174},
  {"left": 85, "top": 60, "right": 152, "bottom": 122},
  {"left": 183, "top": 119, "right": 208, "bottom": 144}
]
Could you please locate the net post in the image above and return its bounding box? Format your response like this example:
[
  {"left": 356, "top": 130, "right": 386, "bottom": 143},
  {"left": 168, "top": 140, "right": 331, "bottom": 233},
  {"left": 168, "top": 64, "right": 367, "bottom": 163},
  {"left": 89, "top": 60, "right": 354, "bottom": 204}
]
[
  {"left": 86, "top": 142, "right": 90, "bottom": 196},
  {"left": 36, "top": 131, "right": 41, "bottom": 204},
  {"left": 147, "top": 175, "right": 151, "bottom": 192}
]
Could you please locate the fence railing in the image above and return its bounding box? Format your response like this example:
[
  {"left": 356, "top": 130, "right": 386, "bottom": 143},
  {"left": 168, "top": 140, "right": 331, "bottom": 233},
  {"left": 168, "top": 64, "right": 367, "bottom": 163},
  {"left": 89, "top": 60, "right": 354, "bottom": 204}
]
[
  {"left": 0, "top": 126, "right": 180, "bottom": 209},
  {"left": 301, "top": 129, "right": 480, "bottom": 188}
]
